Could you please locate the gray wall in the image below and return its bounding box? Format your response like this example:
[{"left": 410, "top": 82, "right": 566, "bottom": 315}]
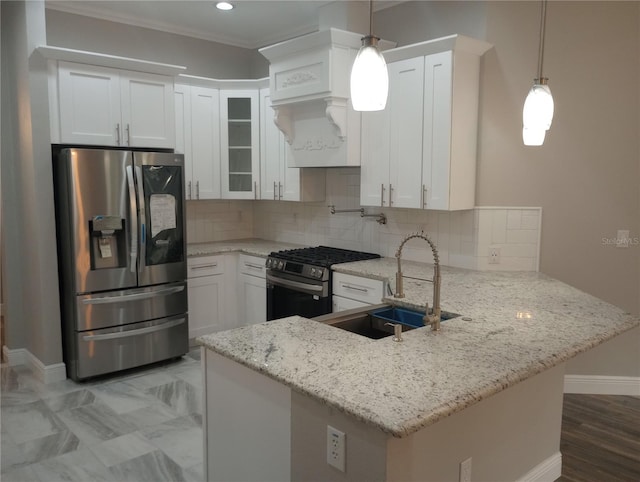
[
  {"left": 1, "top": 0, "right": 63, "bottom": 365},
  {"left": 45, "top": 9, "right": 264, "bottom": 79}
]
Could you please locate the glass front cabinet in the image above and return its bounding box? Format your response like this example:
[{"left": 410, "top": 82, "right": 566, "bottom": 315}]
[{"left": 220, "top": 90, "right": 260, "bottom": 199}]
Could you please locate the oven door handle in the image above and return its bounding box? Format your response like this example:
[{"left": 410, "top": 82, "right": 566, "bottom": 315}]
[{"left": 266, "top": 273, "right": 324, "bottom": 293}]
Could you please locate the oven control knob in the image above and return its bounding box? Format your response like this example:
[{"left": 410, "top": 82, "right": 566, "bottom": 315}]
[
  {"left": 310, "top": 268, "right": 316, "bottom": 277},
  {"left": 266, "top": 259, "right": 272, "bottom": 268},
  {"left": 277, "top": 261, "right": 284, "bottom": 270},
  {"left": 315, "top": 268, "right": 324, "bottom": 278}
]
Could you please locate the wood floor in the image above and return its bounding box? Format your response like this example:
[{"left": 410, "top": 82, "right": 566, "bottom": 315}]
[{"left": 559, "top": 394, "right": 640, "bottom": 482}]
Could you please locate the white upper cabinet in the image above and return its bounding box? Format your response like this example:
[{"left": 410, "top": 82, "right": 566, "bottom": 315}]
[
  {"left": 220, "top": 90, "right": 260, "bottom": 200},
  {"left": 360, "top": 35, "right": 491, "bottom": 211},
  {"left": 57, "top": 61, "right": 175, "bottom": 149},
  {"left": 259, "top": 88, "right": 325, "bottom": 202},
  {"left": 174, "top": 83, "right": 221, "bottom": 200}
]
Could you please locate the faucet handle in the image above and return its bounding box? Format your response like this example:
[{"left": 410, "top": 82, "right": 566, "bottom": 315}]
[{"left": 385, "top": 322, "right": 403, "bottom": 342}]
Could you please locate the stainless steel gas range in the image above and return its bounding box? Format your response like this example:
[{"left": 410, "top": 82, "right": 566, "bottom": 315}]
[{"left": 266, "top": 246, "right": 380, "bottom": 320}]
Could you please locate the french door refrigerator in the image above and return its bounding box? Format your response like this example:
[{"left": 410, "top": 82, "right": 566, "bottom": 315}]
[{"left": 53, "top": 147, "right": 188, "bottom": 381}]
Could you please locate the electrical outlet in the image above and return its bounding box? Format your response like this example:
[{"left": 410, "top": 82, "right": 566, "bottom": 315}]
[
  {"left": 489, "top": 248, "right": 500, "bottom": 264},
  {"left": 460, "top": 457, "right": 472, "bottom": 482},
  {"left": 327, "top": 425, "right": 345, "bottom": 472}
]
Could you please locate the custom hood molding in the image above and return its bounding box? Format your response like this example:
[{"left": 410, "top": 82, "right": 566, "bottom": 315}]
[{"left": 259, "top": 28, "right": 395, "bottom": 168}]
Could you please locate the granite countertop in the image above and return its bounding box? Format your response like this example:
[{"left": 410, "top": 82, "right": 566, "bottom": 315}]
[
  {"left": 187, "top": 238, "right": 304, "bottom": 258},
  {"left": 198, "top": 257, "right": 639, "bottom": 438}
]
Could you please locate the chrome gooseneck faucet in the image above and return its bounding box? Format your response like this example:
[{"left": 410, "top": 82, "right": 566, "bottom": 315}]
[{"left": 394, "top": 232, "right": 442, "bottom": 331}]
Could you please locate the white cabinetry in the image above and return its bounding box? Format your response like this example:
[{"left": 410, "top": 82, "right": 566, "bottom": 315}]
[
  {"left": 360, "top": 35, "right": 491, "bottom": 211},
  {"left": 237, "top": 254, "right": 267, "bottom": 326},
  {"left": 220, "top": 90, "right": 260, "bottom": 199},
  {"left": 332, "top": 272, "right": 386, "bottom": 313},
  {"left": 187, "top": 255, "right": 236, "bottom": 338},
  {"left": 175, "top": 83, "right": 221, "bottom": 200},
  {"left": 57, "top": 61, "right": 175, "bottom": 149},
  {"left": 259, "top": 89, "right": 325, "bottom": 202}
]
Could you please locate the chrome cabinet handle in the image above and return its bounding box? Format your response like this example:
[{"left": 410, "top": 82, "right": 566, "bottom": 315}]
[
  {"left": 116, "top": 124, "right": 121, "bottom": 146},
  {"left": 245, "top": 263, "right": 264, "bottom": 270},
  {"left": 381, "top": 184, "right": 385, "bottom": 207},
  {"left": 190, "top": 263, "right": 218, "bottom": 270},
  {"left": 278, "top": 182, "right": 283, "bottom": 200},
  {"left": 422, "top": 184, "right": 428, "bottom": 209},
  {"left": 188, "top": 181, "right": 192, "bottom": 200},
  {"left": 254, "top": 181, "right": 258, "bottom": 200},
  {"left": 266, "top": 273, "right": 323, "bottom": 293},
  {"left": 273, "top": 181, "right": 277, "bottom": 200},
  {"left": 389, "top": 184, "right": 394, "bottom": 206},
  {"left": 196, "top": 180, "right": 200, "bottom": 199},
  {"left": 342, "top": 284, "right": 368, "bottom": 293},
  {"left": 126, "top": 123, "right": 131, "bottom": 146}
]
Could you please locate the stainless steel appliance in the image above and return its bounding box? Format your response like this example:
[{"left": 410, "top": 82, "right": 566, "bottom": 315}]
[
  {"left": 53, "top": 147, "right": 188, "bottom": 381},
  {"left": 266, "top": 246, "right": 380, "bottom": 320}
]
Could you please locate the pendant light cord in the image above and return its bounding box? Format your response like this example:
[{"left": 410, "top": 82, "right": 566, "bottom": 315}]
[
  {"left": 369, "top": 0, "right": 373, "bottom": 37},
  {"left": 537, "top": 0, "right": 547, "bottom": 82}
]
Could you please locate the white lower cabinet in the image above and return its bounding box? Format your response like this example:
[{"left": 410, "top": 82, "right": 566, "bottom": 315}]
[
  {"left": 237, "top": 254, "right": 266, "bottom": 326},
  {"left": 187, "top": 255, "right": 236, "bottom": 339},
  {"left": 332, "top": 272, "right": 386, "bottom": 312}
]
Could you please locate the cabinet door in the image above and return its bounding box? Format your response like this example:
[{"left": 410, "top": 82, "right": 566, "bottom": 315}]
[
  {"left": 120, "top": 71, "right": 175, "bottom": 149},
  {"left": 422, "top": 51, "right": 453, "bottom": 211},
  {"left": 360, "top": 107, "right": 390, "bottom": 207},
  {"left": 188, "top": 275, "right": 227, "bottom": 338},
  {"left": 174, "top": 84, "right": 194, "bottom": 199},
  {"left": 259, "top": 88, "right": 282, "bottom": 201},
  {"left": 238, "top": 273, "right": 267, "bottom": 326},
  {"left": 191, "top": 86, "right": 221, "bottom": 199},
  {"left": 58, "top": 61, "right": 121, "bottom": 146},
  {"left": 332, "top": 295, "right": 369, "bottom": 313},
  {"left": 220, "top": 90, "right": 260, "bottom": 200},
  {"left": 388, "top": 56, "right": 425, "bottom": 209}
]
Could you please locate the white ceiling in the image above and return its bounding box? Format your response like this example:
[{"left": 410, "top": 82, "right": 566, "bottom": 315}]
[{"left": 45, "top": 0, "right": 401, "bottom": 50}]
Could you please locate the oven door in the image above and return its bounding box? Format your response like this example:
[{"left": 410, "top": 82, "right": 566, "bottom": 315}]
[{"left": 266, "top": 270, "right": 331, "bottom": 321}]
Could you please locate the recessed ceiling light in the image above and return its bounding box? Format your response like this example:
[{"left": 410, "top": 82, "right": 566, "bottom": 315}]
[{"left": 216, "top": 2, "right": 234, "bottom": 10}]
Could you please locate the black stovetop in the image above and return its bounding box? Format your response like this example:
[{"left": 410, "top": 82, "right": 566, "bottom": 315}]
[{"left": 269, "top": 246, "right": 380, "bottom": 268}]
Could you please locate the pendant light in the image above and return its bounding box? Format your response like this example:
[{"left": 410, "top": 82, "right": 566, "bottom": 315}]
[
  {"left": 350, "top": 0, "right": 388, "bottom": 111},
  {"left": 522, "top": 0, "right": 554, "bottom": 146}
]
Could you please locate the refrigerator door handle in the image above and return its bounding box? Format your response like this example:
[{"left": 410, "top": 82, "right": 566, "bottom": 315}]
[
  {"left": 81, "top": 317, "right": 185, "bottom": 341},
  {"left": 81, "top": 285, "right": 185, "bottom": 305},
  {"left": 125, "top": 165, "right": 138, "bottom": 273},
  {"left": 134, "top": 165, "right": 146, "bottom": 273}
]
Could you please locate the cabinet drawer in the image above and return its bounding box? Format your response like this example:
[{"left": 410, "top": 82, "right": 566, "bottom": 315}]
[
  {"left": 238, "top": 254, "right": 266, "bottom": 278},
  {"left": 332, "top": 272, "right": 385, "bottom": 304},
  {"left": 188, "top": 255, "right": 225, "bottom": 278}
]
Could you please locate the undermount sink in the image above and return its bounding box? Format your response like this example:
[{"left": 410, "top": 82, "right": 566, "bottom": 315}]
[{"left": 313, "top": 304, "right": 461, "bottom": 340}]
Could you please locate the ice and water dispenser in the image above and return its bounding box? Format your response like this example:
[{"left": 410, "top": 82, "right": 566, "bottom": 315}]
[{"left": 89, "top": 215, "right": 126, "bottom": 270}]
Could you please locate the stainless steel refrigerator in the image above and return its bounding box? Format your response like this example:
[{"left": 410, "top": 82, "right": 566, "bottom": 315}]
[{"left": 53, "top": 147, "right": 188, "bottom": 381}]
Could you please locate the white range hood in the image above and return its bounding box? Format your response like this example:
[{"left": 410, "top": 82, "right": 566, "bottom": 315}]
[{"left": 259, "top": 28, "right": 395, "bottom": 168}]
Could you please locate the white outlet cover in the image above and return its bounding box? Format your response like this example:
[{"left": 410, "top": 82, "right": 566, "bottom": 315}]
[{"left": 327, "top": 425, "right": 346, "bottom": 472}]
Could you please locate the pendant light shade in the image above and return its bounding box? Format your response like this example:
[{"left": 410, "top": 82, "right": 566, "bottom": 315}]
[
  {"left": 522, "top": 0, "right": 554, "bottom": 146},
  {"left": 350, "top": 36, "right": 389, "bottom": 111},
  {"left": 350, "top": 0, "right": 388, "bottom": 111}
]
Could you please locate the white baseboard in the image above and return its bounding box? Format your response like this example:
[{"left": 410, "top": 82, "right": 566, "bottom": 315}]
[
  {"left": 517, "top": 452, "right": 562, "bottom": 482},
  {"left": 564, "top": 375, "right": 640, "bottom": 396},
  {"left": 2, "top": 345, "right": 67, "bottom": 384}
]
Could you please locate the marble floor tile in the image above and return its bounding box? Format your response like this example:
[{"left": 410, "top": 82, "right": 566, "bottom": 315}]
[
  {"left": 108, "top": 450, "right": 187, "bottom": 482},
  {"left": 89, "top": 381, "right": 159, "bottom": 414},
  {"left": 29, "top": 447, "right": 114, "bottom": 482},
  {"left": 1, "top": 432, "right": 27, "bottom": 473},
  {"left": 0, "top": 464, "right": 41, "bottom": 482},
  {"left": 43, "top": 388, "right": 96, "bottom": 412},
  {"left": 164, "top": 361, "right": 202, "bottom": 388},
  {"left": 182, "top": 462, "right": 204, "bottom": 482},
  {"left": 120, "top": 401, "right": 183, "bottom": 430},
  {"left": 141, "top": 416, "right": 203, "bottom": 469},
  {"left": 146, "top": 379, "right": 201, "bottom": 417},
  {"left": 56, "top": 400, "right": 135, "bottom": 446},
  {"left": 88, "top": 432, "right": 157, "bottom": 468},
  {"left": 17, "top": 429, "right": 81, "bottom": 467},
  {"left": 1, "top": 400, "right": 66, "bottom": 444},
  {"left": 121, "top": 370, "right": 179, "bottom": 391},
  {"left": 186, "top": 347, "right": 202, "bottom": 361}
]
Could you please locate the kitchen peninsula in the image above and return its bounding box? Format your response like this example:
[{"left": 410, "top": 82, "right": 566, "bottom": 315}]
[{"left": 198, "top": 258, "right": 639, "bottom": 481}]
